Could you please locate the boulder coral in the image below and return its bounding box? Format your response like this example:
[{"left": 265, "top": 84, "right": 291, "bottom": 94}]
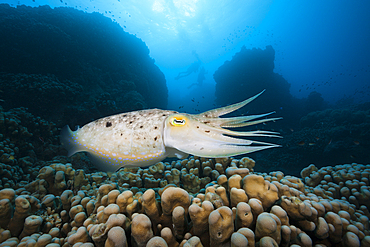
[
  {"left": 0, "top": 158, "right": 369, "bottom": 246},
  {"left": 208, "top": 206, "right": 234, "bottom": 246}
]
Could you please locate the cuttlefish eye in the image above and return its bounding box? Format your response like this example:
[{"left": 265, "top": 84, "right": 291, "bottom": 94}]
[{"left": 170, "top": 117, "right": 186, "bottom": 126}]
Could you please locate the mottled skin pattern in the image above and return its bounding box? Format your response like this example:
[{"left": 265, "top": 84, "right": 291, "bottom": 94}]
[
  {"left": 61, "top": 109, "right": 177, "bottom": 172},
  {"left": 81, "top": 109, "right": 175, "bottom": 157},
  {"left": 61, "top": 91, "right": 281, "bottom": 172}
]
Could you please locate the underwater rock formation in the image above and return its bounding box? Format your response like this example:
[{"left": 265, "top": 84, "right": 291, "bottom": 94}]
[
  {"left": 0, "top": 4, "right": 167, "bottom": 126},
  {"left": 213, "top": 46, "right": 293, "bottom": 120}
]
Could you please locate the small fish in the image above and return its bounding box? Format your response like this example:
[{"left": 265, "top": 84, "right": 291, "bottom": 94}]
[
  {"left": 298, "top": 141, "right": 305, "bottom": 146},
  {"left": 61, "top": 91, "right": 281, "bottom": 172},
  {"left": 39, "top": 137, "right": 45, "bottom": 144},
  {"left": 308, "top": 143, "right": 316, "bottom": 146},
  {"left": 353, "top": 141, "right": 360, "bottom": 145}
]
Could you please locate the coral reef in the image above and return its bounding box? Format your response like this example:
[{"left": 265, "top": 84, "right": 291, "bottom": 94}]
[
  {"left": 0, "top": 156, "right": 369, "bottom": 246},
  {"left": 0, "top": 101, "right": 369, "bottom": 246},
  {"left": 0, "top": 4, "right": 167, "bottom": 126},
  {"left": 0, "top": 104, "right": 104, "bottom": 189},
  {"left": 255, "top": 103, "right": 370, "bottom": 176},
  {"left": 0, "top": 105, "right": 64, "bottom": 187},
  {"left": 213, "top": 45, "right": 295, "bottom": 129},
  {"left": 0, "top": 73, "right": 83, "bottom": 125}
]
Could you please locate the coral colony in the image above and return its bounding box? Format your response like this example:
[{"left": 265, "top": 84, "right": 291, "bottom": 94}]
[{"left": 1, "top": 158, "right": 369, "bottom": 246}]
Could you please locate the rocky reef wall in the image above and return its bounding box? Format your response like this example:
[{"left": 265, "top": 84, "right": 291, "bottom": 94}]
[
  {"left": 214, "top": 45, "right": 293, "bottom": 119},
  {"left": 0, "top": 4, "right": 167, "bottom": 126}
]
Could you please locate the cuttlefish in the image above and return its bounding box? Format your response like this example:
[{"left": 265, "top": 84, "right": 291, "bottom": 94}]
[{"left": 61, "top": 90, "right": 281, "bottom": 172}]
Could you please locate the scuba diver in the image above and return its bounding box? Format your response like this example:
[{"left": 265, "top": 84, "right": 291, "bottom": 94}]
[
  {"left": 187, "top": 66, "right": 207, "bottom": 89},
  {"left": 175, "top": 60, "right": 201, "bottom": 80}
]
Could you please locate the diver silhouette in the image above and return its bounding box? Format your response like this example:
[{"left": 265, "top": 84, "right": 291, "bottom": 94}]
[
  {"left": 175, "top": 60, "right": 201, "bottom": 80},
  {"left": 188, "top": 66, "right": 207, "bottom": 89}
]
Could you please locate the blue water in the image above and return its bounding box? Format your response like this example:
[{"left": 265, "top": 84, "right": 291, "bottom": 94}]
[{"left": 4, "top": 0, "right": 369, "bottom": 112}]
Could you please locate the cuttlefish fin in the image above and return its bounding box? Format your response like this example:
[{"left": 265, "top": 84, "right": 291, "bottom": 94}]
[
  {"left": 60, "top": 125, "right": 83, "bottom": 156},
  {"left": 195, "top": 90, "right": 265, "bottom": 118}
]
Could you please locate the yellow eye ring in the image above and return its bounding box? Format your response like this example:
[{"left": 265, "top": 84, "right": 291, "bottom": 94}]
[{"left": 171, "top": 117, "right": 186, "bottom": 126}]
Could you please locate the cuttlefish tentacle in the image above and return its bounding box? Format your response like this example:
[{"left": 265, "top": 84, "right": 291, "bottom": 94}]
[
  {"left": 222, "top": 117, "right": 282, "bottom": 128},
  {"left": 195, "top": 89, "right": 265, "bottom": 118},
  {"left": 218, "top": 112, "right": 276, "bottom": 127},
  {"left": 194, "top": 113, "right": 281, "bottom": 128}
]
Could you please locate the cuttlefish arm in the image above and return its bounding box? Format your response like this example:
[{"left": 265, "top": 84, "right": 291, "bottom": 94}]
[
  {"left": 193, "top": 89, "right": 282, "bottom": 128},
  {"left": 164, "top": 90, "right": 281, "bottom": 158},
  {"left": 194, "top": 90, "right": 265, "bottom": 118},
  {"left": 195, "top": 112, "right": 281, "bottom": 128}
]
